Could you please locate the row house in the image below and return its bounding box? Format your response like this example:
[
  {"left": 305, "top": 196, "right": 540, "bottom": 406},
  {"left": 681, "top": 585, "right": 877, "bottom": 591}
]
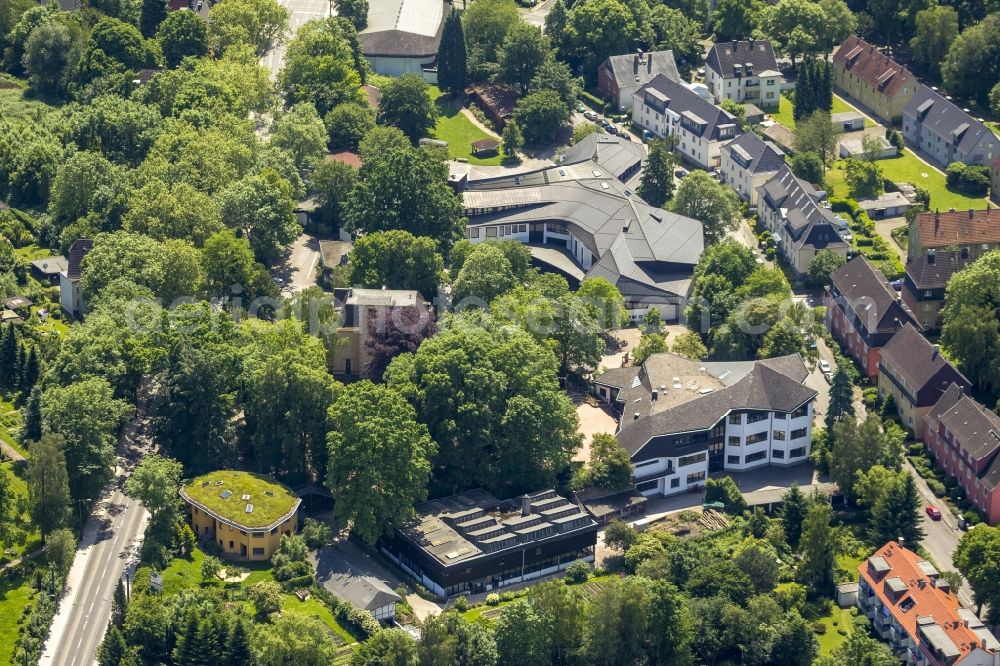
[
  {"left": 826, "top": 256, "right": 921, "bottom": 377},
  {"left": 925, "top": 384, "right": 1000, "bottom": 526},
  {"left": 832, "top": 35, "right": 916, "bottom": 124},
  {"left": 719, "top": 131, "right": 785, "bottom": 207},
  {"left": 631, "top": 74, "right": 739, "bottom": 169},
  {"left": 876, "top": 323, "right": 970, "bottom": 438},
  {"left": 902, "top": 249, "right": 973, "bottom": 331},
  {"left": 594, "top": 352, "right": 816, "bottom": 497},
  {"left": 903, "top": 85, "right": 1000, "bottom": 170},
  {"left": 908, "top": 207, "right": 1000, "bottom": 262}
]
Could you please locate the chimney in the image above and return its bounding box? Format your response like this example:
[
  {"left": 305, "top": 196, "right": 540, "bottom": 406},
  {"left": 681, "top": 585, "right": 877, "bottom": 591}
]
[
  {"left": 633, "top": 412, "right": 640, "bottom": 421},
  {"left": 732, "top": 40, "right": 738, "bottom": 53},
  {"left": 969, "top": 208, "right": 974, "bottom": 219},
  {"left": 898, "top": 536, "right": 905, "bottom": 548},
  {"left": 648, "top": 54, "right": 653, "bottom": 74},
  {"left": 927, "top": 249, "right": 935, "bottom": 265},
  {"left": 932, "top": 344, "right": 939, "bottom": 359},
  {"left": 634, "top": 51, "right": 640, "bottom": 74},
  {"left": 651, "top": 389, "right": 658, "bottom": 401},
  {"left": 894, "top": 317, "right": 902, "bottom": 330},
  {"left": 521, "top": 494, "right": 531, "bottom": 516},
  {"left": 934, "top": 209, "right": 940, "bottom": 232},
  {"left": 918, "top": 579, "right": 926, "bottom": 589}
]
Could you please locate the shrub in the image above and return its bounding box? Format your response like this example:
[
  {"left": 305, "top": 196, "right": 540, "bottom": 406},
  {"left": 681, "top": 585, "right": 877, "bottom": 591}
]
[
  {"left": 945, "top": 162, "right": 991, "bottom": 195},
  {"left": 963, "top": 510, "right": 982, "bottom": 526},
  {"left": 280, "top": 573, "right": 315, "bottom": 591},
  {"left": 927, "top": 479, "right": 946, "bottom": 497},
  {"left": 812, "top": 622, "right": 828, "bottom": 635},
  {"left": 908, "top": 442, "right": 925, "bottom": 456},
  {"left": 564, "top": 560, "right": 590, "bottom": 584},
  {"left": 500, "top": 591, "right": 516, "bottom": 602},
  {"left": 453, "top": 595, "right": 468, "bottom": 612},
  {"left": 485, "top": 593, "right": 501, "bottom": 606}
]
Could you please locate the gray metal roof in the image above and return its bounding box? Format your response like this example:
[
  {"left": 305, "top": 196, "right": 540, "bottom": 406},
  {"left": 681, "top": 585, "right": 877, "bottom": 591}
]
[
  {"left": 603, "top": 50, "right": 680, "bottom": 89},
  {"left": 722, "top": 132, "right": 785, "bottom": 176},
  {"left": 905, "top": 85, "right": 1000, "bottom": 160},
  {"left": 359, "top": 0, "right": 446, "bottom": 57},
  {"left": 757, "top": 165, "right": 848, "bottom": 251},
  {"left": 560, "top": 133, "right": 645, "bottom": 183},
  {"left": 313, "top": 544, "right": 401, "bottom": 612},
  {"left": 637, "top": 74, "right": 738, "bottom": 142}
]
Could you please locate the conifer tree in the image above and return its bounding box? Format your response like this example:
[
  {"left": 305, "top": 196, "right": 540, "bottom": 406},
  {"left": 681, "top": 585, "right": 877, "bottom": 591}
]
[
  {"left": 0, "top": 323, "right": 16, "bottom": 388},
  {"left": 111, "top": 579, "right": 128, "bottom": 628},
  {"left": 21, "top": 386, "right": 43, "bottom": 443},
  {"left": 781, "top": 483, "right": 808, "bottom": 549},
  {"left": 437, "top": 9, "right": 467, "bottom": 95},
  {"left": 97, "top": 624, "right": 128, "bottom": 666},
  {"left": 20, "top": 345, "right": 39, "bottom": 395},
  {"left": 226, "top": 619, "right": 252, "bottom": 666}
]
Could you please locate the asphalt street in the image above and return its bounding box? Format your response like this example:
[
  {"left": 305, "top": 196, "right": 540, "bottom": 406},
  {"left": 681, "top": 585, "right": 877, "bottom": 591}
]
[{"left": 40, "top": 489, "right": 148, "bottom": 666}]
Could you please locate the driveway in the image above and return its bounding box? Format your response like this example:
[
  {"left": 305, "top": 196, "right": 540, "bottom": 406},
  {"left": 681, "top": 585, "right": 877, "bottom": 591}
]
[
  {"left": 264, "top": 0, "right": 331, "bottom": 75},
  {"left": 873, "top": 215, "right": 908, "bottom": 264},
  {"left": 273, "top": 232, "right": 321, "bottom": 296}
]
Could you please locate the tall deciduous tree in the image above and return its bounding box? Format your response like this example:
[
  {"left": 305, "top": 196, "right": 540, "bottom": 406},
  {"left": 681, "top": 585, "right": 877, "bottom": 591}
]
[
  {"left": 941, "top": 250, "right": 1000, "bottom": 396},
  {"left": 348, "top": 230, "right": 444, "bottom": 298},
  {"left": 385, "top": 312, "right": 581, "bottom": 496},
  {"left": 278, "top": 17, "right": 364, "bottom": 116},
  {"left": 830, "top": 414, "right": 898, "bottom": 502},
  {"left": 437, "top": 9, "right": 468, "bottom": 95},
  {"left": 499, "top": 23, "right": 548, "bottom": 96},
  {"left": 365, "top": 305, "right": 438, "bottom": 382},
  {"left": 326, "top": 381, "right": 436, "bottom": 545},
  {"left": 157, "top": 9, "right": 209, "bottom": 67},
  {"left": 139, "top": 0, "right": 167, "bottom": 37},
  {"left": 346, "top": 127, "right": 465, "bottom": 252},
  {"left": 669, "top": 170, "right": 741, "bottom": 246},
  {"left": 495, "top": 601, "right": 552, "bottom": 666},
  {"left": 795, "top": 110, "right": 841, "bottom": 169},
  {"left": 41, "top": 377, "right": 131, "bottom": 503},
  {"left": 27, "top": 434, "right": 72, "bottom": 535},
  {"left": 218, "top": 171, "right": 300, "bottom": 265},
  {"left": 941, "top": 13, "right": 1000, "bottom": 105},
  {"left": 208, "top": 0, "right": 289, "bottom": 56},
  {"left": 638, "top": 138, "right": 676, "bottom": 207},
  {"left": 954, "top": 524, "right": 1000, "bottom": 623},
  {"left": 910, "top": 5, "right": 958, "bottom": 80},
  {"left": 376, "top": 73, "right": 438, "bottom": 143},
  {"left": 334, "top": 0, "right": 368, "bottom": 30}
]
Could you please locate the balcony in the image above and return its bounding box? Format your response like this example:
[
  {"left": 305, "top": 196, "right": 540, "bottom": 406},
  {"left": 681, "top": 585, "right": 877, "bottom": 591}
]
[{"left": 633, "top": 464, "right": 673, "bottom": 480}]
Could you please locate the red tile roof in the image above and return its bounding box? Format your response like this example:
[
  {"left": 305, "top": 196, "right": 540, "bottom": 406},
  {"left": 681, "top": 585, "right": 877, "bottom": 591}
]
[
  {"left": 859, "top": 542, "right": 996, "bottom": 663},
  {"left": 328, "top": 151, "right": 362, "bottom": 168},
  {"left": 915, "top": 207, "right": 1000, "bottom": 249},
  {"left": 833, "top": 35, "right": 914, "bottom": 99}
]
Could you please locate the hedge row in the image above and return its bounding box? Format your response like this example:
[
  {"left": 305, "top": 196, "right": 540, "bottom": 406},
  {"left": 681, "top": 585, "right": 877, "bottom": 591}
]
[{"left": 311, "top": 585, "right": 382, "bottom": 638}]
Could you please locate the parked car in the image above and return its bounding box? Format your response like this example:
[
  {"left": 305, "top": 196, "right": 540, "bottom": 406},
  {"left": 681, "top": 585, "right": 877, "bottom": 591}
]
[
  {"left": 675, "top": 168, "right": 689, "bottom": 179},
  {"left": 584, "top": 111, "right": 597, "bottom": 121},
  {"left": 606, "top": 125, "right": 618, "bottom": 135},
  {"left": 823, "top": 371, "right": 833, "bottom": 384},
  {"left": 576, "top": 104, "right": 586, "bottom": 113},
  {"left": 890, "top": 280, "right": 902, "bottom": 291},
  {"left": 819, "top": 359, "right": 831, "bottom": 374},
  {"left": 925, "top": 505, "right": 942, "bottom": 520}
]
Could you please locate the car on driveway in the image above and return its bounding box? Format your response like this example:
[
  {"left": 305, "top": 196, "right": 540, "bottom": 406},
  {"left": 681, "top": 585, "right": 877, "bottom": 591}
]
[
  {"left": 584, "top": 111, "right": 597, "bottom": 121},
  {"left": 823, "top": 371, "right": 833, "bottom": 384},
  {"left": 819, "top": 359, "right": 831, "bottom": 374},
  {"left": 675, "top": 168, "right": 689, "bottom": 179},
  {"left": 926, "top": 505, "right": 942, "bottom": 520}
]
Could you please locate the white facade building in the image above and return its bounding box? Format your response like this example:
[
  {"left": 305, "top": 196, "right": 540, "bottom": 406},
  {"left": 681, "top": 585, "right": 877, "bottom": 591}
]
[{"left": 704, "top": 40, "right": 784, "bottom": 109}]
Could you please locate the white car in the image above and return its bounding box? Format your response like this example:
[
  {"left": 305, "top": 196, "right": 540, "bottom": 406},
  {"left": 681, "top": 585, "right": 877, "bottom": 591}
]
[{"left": 819, "top": 359, "right": 831, "bottom": 374}]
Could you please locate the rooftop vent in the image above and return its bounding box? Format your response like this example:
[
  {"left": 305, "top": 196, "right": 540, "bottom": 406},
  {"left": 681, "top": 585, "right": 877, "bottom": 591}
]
[
  {"left": 264, "top": 491, "right": 274, "bottom": 497},
  {"left": 242, "top": 494, "right": 250, "bottom": 501},
  {"left": 220, "top": 489, "right": 232, "bottom": 499},
  {"left": 245, "top": 504, "right": 254, "bottom": 513}
]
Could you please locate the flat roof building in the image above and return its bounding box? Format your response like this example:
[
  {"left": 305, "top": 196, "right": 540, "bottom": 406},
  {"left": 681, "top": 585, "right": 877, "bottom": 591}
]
[{"left": 381, "top": 489, "right": 598, "bottom": 598}]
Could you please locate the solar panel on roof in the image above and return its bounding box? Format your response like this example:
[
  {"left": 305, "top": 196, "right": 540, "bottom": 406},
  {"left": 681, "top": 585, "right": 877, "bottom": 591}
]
[
  {"left": 220, "top": 489, "right": 232, "bottom": 499},
  {"left": 245, "top": 504, "right": 254, "bottom": 513}
]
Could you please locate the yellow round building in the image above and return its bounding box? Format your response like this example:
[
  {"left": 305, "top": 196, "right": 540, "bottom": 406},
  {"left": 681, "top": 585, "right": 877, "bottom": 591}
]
[{"left": 180, "top": 471, "right": 300, "bottom": 561}]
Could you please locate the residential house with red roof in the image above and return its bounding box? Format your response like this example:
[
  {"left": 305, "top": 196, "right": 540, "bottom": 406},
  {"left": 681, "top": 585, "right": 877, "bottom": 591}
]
[
  {"left": 925, "top": 384, "right": 1000, "bottom": 525},
  {"left": 908, "top": 207, "right": 1000, "bottom": 262},
  {"left": 825, "top": 256, "right": 921, "bottom": 377},
  {"left": 857, "top": 541, "right": 1000, "bottom": 665},
  {"left": 876, "top": 323, "right": 970, "bottom": 438},
  {"left": 832, "top": 36, "right": 917, "bottom": 124}
]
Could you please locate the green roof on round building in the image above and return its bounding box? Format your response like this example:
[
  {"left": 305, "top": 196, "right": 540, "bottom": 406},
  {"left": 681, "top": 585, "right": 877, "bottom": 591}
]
[{"left": 180, "top": 471, "right": 300, "bottom": 530}]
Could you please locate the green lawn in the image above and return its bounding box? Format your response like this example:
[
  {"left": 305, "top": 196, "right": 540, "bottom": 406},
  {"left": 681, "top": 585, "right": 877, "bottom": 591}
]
[
  {"left": 427, "top": 85, "right": 509, "bottom": 166},
  {"left": 462, "top": 573, "right": 618, "bottom": 622},
  {"left": 771, "top": 94, "right": 868, "bottom": 130},
  {"left": 806, "top": 602, "right": 857, "bottom": 656},
  {"left": 12, "top": 245, "right": 54, "bottom": 262},
  {"left": 183, "top": 470, "right": 298, "bottom": 529},
  {"left": 825, "top": 152, "right": 988, "bottom": 211},
  {"left": 281, "top": 594, "right": 355, "bottom": 646},
  {"left": 0, "top": 572, "right": 33, "bottom": 666},
  {"left": 1, "top": 461, "right": 42, "bottom": 563}
]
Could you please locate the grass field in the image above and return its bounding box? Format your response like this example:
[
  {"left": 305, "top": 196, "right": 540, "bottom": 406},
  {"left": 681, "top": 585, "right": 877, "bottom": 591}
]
[
  {"left": 807, "top": 602, "right": 857, "bottom": 655},
  {"left": 771, "top": 94, "right": 867, "bottom": 130},
  {"left": 824, "top": 152, "right": 987, "bottom": 211},
  {"left": 462, "top": 573, "right": 618, "bottom": 622},
  {"left": 0, "top": 572, "right": 33, "bottom": 666},
  {"left": 427, "top": 86, "right": 509, "bottom": 166}
]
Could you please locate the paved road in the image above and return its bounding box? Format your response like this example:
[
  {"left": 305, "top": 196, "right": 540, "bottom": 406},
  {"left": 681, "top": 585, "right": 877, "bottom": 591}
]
[
  {"left": 40, "top": 488, "right": 148, "bottom": 666},
  {"left": 263, "top": 0, "right": 331, "bottom": 74}
]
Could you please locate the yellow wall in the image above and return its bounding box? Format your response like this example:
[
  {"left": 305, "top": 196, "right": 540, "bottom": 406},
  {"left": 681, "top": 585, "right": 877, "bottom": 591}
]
[
  {"left": 187, "top": 503, "right": 297, "bottom": 561},
  {"left": 330, "top": 327, "right": 362, "bottom": 376}
]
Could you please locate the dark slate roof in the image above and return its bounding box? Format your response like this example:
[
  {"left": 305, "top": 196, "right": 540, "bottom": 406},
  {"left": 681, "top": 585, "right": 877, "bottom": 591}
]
[
  {"left": 757, "top": 165, "right": 849, "bottom": 251},
  {"left": 926, "top": 385, "right": 1000, "bottom": 490},
  {"left": 833, "top": 35, "right": 914, "bottom": 99},
  {"left": 705, "top": 40, "right": 779, "bottom": 79},
  {"left": 313, "top": 545, "right": 401, "bottom": 611},
  {"left": 905, "top": 250, "right": 973, "bottom": 291},
  {"left": 905, "top": 85, "right": 1000, "bottom": 159},
  {"left": 561, "top": 133, "right": 645, "bottom": 183},
  {"left": 722, "top": 132, "right": 785, "bottom": 176},
  {"left": 617, "top": 363, "right": 816, "bottom": 456},
  {"left": 829, "top": 255, "right": 919, "bottom": 335},
  {"left": 637, "top": 74, "right": 738, "bottom": 142},
  {"left": 879, "top": 324, "right": 970, "bottom": 405},
  {"left": 66, "top": 239, "right": 93, "bottom": 281},
  {"left": 604, "top": 50, "right": 680, "bottom": 88}
]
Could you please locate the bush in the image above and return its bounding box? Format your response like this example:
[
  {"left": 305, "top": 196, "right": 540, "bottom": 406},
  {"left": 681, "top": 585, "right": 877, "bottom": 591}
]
[
  {"left": 453, "top": 595, "right": 468, "bottom": 612},
  {"left": 485, "top": 593, "right": 501, "bottom": 606},
  {"left": 500, "top": 591, "right": 516, "bottom": 602},
  {"left": 300, "top": 518, "right": 333, "bottom": 549},
  {"left": 813, "top": 622, "right": 828, "bottom": 635},
  {"left": 927, "top": 479, "right": 946, "bottom": 497},
  {"left": 963, "top": 510, "right": 982, "bottom": 526},
  {"left": 908, "top": 442, "right": 925, "bottom": 456},
  {"left": 280, "top": 573, "right": 315, "bottom": 591},
  {"left": 945, "top": 162, "right": 991, "bottom": 195},
  {"left": 564, "top": 560, "right": 590, "bottom": 584}
]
